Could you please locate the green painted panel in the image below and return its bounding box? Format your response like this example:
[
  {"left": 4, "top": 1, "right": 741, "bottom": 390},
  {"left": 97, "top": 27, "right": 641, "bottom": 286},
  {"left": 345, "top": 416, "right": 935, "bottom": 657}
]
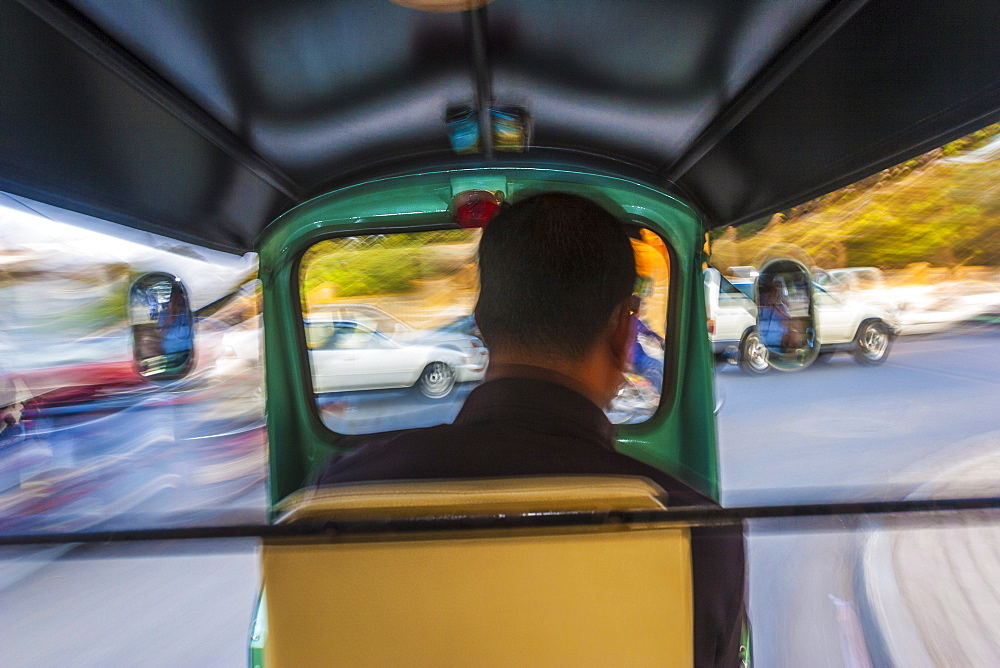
[{"left": 256, "top": 167, "right": 718, "bottom": 512}]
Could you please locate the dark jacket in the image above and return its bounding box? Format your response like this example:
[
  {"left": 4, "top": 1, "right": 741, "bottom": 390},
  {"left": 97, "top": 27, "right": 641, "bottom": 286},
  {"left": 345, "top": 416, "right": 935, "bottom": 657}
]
[
  {"left": 321, "top": 376, "right": 704, "bottom": 501},
  {"left": 318, "top": 374, "right": 745, "bottom": 667}
]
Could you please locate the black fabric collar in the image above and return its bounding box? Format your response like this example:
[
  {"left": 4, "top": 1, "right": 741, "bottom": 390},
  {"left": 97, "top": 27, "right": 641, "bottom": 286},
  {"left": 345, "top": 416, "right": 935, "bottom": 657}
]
[{"left": 455, "top": 373, "right": 616, "bottom": 452}]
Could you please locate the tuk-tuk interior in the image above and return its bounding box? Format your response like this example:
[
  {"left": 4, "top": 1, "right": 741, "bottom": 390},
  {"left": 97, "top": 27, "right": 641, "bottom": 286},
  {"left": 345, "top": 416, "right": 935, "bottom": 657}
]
[{"left": 2, "top": 0, "right": 1000, "bottom": 665}]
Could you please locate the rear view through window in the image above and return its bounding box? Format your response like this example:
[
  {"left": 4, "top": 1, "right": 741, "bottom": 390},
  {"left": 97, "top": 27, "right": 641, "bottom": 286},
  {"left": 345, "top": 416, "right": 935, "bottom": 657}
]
[
  {"left": 710, "top": 122, "right": 1000, "bottom": 506},
  {"left": 299, "top": 226, "right": 671, "bottom": 434}
]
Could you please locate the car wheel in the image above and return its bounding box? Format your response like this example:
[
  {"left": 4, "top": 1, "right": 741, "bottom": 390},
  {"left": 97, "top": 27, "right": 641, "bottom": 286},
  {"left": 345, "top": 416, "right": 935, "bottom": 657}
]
[
  {"left": 852, "top": 320, "right": 891, "bottom": 365},
  {"left": 417, "top": 361, "right": 456, "bottom": 398},
  {"left": 739, "top": 330, "right": 770, "bottom": 374}
]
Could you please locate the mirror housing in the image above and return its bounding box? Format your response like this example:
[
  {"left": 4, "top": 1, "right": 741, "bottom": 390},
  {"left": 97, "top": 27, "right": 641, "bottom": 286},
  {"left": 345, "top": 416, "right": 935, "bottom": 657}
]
[
  {"left": 129, "top": 273, "right": 195, "bottom": 380},
  {"left": 755, "top": 259, "right": 818, "bottom": 371}
]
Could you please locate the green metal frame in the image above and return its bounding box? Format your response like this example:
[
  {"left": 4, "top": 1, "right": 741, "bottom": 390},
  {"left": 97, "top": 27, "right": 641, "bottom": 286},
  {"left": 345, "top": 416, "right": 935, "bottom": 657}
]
[{"left": 256, "top": 166, "right": 719, "bottom": 512}]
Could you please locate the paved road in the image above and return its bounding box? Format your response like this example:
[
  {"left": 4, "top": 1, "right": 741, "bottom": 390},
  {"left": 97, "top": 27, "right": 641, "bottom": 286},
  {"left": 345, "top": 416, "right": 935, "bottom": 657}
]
[
  {"left": 0, "top": 540, "right": 260, "bottom": 667},
  {"left": 719, "top": 328, "right": 1000, "bottom": 506},
  {"left": 861, "top": 442, "right": 1000, "bottom": 666},
  {"left": 720, "top": 328, "right": 1000, "bottom": 667},
  {"left": 2, "top": 330, "right": 998, "bottom": 665}
]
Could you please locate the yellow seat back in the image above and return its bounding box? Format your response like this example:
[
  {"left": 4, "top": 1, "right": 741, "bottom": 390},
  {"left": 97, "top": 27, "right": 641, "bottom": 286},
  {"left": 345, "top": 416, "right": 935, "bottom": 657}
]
[{"left": 263, "top": 476, "right": 693, "bottom": 666}]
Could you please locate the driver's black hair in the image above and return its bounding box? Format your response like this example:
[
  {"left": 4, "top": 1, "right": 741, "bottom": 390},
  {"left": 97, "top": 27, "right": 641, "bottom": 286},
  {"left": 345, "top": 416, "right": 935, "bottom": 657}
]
[{"left": 475, "top": 192, "right": 636, "bottom": 358}]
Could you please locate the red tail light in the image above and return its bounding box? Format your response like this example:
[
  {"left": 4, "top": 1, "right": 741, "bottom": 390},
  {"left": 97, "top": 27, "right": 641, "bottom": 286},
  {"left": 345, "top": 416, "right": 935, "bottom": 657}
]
[{"left": 452, "top": 190, "right": 503, "bottom": 229}]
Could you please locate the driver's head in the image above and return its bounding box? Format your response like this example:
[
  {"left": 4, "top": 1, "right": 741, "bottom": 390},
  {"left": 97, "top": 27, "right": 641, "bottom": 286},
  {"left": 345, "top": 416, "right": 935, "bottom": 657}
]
[{"left": 475, "top": 192, "right": 636, "bottom": 365}]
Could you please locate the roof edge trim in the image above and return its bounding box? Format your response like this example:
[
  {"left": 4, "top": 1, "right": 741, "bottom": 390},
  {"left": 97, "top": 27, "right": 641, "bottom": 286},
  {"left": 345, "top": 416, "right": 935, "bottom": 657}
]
[{"left": 663, "top": 0, "right": 872, "bottom": 182}]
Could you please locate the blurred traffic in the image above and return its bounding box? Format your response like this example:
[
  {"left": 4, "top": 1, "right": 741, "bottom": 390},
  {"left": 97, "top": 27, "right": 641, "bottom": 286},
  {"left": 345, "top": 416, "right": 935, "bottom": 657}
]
[
  {"left": 0, "top": 199, "right": 266, "bottom": 533},
  {"left": 709, "top": 126, "right": 1000, "bottom": 374},
  {"left": 707, "top": 263, "right": 1000, "bottom": 373}
]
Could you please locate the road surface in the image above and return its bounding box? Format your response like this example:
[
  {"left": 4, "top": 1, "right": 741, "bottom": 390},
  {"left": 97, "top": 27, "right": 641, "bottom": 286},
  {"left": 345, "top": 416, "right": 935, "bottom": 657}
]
[{"left": 725, "top": 327, "right": 1000, "bottom": 667}]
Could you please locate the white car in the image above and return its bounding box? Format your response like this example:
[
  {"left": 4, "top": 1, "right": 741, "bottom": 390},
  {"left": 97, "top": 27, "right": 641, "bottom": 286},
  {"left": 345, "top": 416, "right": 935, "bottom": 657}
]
[
  {"left": 307, "top": 306, "right": 488, "bottom": 398},
  {"left": 705, "top": 268, "right": 899, "bottom": 373},
  {"left": 894, "top": 280, "right": 1000, "bottom": 335},
  {"left": 815, "top": 266, "right": 886, "bottom": 291}
]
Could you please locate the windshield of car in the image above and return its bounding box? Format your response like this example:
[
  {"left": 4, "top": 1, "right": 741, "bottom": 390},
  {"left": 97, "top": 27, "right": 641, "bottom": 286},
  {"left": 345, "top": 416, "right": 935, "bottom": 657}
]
[{"left": 299, "top": 227, "right": 672, "bottom": 434}]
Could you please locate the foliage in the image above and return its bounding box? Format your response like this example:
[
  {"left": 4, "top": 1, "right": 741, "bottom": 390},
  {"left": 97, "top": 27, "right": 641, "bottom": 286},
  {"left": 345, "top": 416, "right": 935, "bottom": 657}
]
[
  {"left": 715, "top": 124, "right": 1000, "bottom": 270},
  {"left": 301, "top": 230, "right": 477, "bottom": 298}
]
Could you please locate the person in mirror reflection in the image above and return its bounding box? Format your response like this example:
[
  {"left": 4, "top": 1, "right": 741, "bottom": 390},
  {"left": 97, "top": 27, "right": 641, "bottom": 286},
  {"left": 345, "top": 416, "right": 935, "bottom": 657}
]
[
  {"left": 760, "top": 275, "right": 806, "bottom": 351},
  {"left": 159, "top": 283, "right": 192, "bottom": 356},
  {"left": 318, "top": 192, "right": 746, "bottom": 667},
  {"left": 758, "top": 275, "right": 791, "bottom": 348}
]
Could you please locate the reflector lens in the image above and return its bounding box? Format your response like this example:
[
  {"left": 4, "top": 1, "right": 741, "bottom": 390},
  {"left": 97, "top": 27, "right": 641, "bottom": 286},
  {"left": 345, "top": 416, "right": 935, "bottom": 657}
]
[{"left": 452, "top": 190, "right": 503, "bottom": 228}]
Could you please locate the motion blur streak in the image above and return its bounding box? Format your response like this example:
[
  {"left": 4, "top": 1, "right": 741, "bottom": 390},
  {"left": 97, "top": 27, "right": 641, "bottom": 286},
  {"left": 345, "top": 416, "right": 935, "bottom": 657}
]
[{"left": 1, "top": 197, "right": 267, "bottom": 533}]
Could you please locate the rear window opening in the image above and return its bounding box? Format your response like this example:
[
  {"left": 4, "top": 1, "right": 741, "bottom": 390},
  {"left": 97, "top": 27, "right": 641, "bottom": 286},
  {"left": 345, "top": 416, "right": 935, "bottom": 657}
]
[{"left": 298, "top": 225, "right": 672, "bottom": 434}]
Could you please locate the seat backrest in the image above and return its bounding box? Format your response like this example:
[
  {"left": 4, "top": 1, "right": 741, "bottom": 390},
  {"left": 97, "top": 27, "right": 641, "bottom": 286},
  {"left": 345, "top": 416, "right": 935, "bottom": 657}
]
[
  {"left": 274, "top": 474, "right": 670, "bottom": 521},
  {"left": 262, "top": 476, "right": 693, "bottom": 666}
]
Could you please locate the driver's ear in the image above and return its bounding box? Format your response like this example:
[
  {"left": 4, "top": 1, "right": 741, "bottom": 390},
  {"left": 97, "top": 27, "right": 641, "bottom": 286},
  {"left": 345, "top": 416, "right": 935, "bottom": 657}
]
[{"left": 608, "top": 298, "right": 634, "bottom": 371}]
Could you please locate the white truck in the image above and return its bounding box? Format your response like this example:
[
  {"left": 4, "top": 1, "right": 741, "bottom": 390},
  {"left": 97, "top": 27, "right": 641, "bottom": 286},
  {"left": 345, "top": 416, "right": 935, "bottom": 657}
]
[{"left": 705, "top": 268, "right": 899, "bottom": 373}]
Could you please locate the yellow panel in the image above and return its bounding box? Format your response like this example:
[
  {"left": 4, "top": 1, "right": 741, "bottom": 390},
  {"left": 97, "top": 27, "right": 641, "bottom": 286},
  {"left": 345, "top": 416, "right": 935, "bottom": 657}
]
[{"left": 264, "top": 527, "right": 692, "bottom": 666}]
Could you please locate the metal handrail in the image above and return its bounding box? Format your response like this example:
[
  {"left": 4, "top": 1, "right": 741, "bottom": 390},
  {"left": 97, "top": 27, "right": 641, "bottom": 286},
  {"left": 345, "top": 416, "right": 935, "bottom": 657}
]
[{"left": 3, "top": 494, "right": 1000, "bottom": 545}]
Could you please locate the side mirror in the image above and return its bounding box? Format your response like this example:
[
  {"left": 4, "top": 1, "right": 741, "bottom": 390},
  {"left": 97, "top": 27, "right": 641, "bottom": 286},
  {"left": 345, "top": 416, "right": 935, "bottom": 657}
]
[
  {"left": 130, "top": 273, "right": 194, "bottom": 380},
  {"left": 755, "top": 259, "right": 818, "bottom": 371}
]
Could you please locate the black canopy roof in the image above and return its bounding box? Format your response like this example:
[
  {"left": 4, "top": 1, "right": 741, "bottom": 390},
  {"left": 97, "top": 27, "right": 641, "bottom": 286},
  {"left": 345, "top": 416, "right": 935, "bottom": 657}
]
[{"left": 2, "top": 0, "right": 999, "bottom": 253}]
